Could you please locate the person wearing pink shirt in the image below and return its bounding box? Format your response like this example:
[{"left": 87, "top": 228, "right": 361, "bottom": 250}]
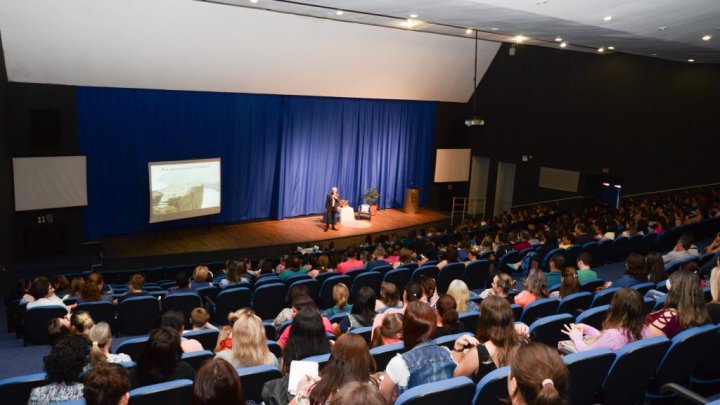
[{"left": 336, "top": 247, "right": 364, "bottom": 274}]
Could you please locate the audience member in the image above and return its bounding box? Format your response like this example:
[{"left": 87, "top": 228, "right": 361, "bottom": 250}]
[
  {"left": 550, "top": 267, "right": 579, "bottom": 299},
  {"left": 336, "top": 247, "right": 363, "bottom": 274},
  {"left": 645, "top": 269, "right": 709, "bottom": 338},
  {"left": 83, "top": 363, "right": 130, "bottom": 405},
  {"left": 366, "top": 245, "right": 389, "bottom": 270},
  {"left": 47, "top": 317, "right": 72, "bottom": 346},
  {"left": 375, "top": 282, "right": 402, "bottom": 313},
  {"left": 280, "top": 306, "right": 331, "bottom": 374},
  {"left": 419, "top": 276, "right": 438, "bottom": 306},
  {"left": 437, "top": 245, "right": 461, "bottom": 269},
  {"left": 446, "top": 279, "right": 478, "bottom": 312},
  {"left": 322, "top": 283, "right": 352, "bottom": 318},
  {"left": 544, "top": 254, "right": 565, "bottom": 289},
  {"left": 279, "top": 256, "right": 308, "bottom": 281},
  {"left": 69, "top": 277, "right": 85, "bottom": 299},
  {"left": 28, "top": 335, "right": 90, "bottom": 405},
  {"left": 370, "top": 313, "right": 403, "bottom": 348},
  {"left": 169, "top": 271, "right": 191, "bottom": 293},
  {"left": 274, "top": 285, "right": 312, "bottom": 329},
  {"left": 160, "top": 310, "right": 204, "bottom": 353},
  {"left": 113, "top": 274, "right": 151, "bottom": 304},
  {"left": 190, "top": 307, "right": 218, "bottom": 331},
  {"left": 52, "top": 275, "right": 71, "bottom": 300},
  {"left": 435, "top": 294, "right": 464, "bottom": 338},
  {"left": 278, "top": 295, "right": 334, "bottom": 348},
  {"left": 215, "top": 308, "right": 277, "bottom": 368},
  {"left": 481, "top": 273, "right": 516, "bottom": 303},
  {"left": 645, "top": 251, "right": 667, "bottom": 285},
  {"left": 130, "top": 326, "right": 195, "bottom": 388},
  {"left": 576, "top": 252, "right": 597, "bottom": 283},
  {"left": 26, "top": 277, "right": 66, "bottom": 310},
  {"left": 87, "top": 272, "right": 114, "bottom": 302},
  {"left": 308, "top": 254, "right": 331, "bottom": 278},
  {"left": 78, "top": 280, "right": 104, "bottom": 303},
  {"left": 328, "top": 382, "right": 386, "bottom": 405},
  {"left": 515, "top": 269, "right": 549, "bottom": 308},
  {"left": 334, "top": 286, "right": 376, "bottom": 334},
  {"left": 191, "top": 266, "right": 214, "bottom": 290},
  {"left": 70, "top": 310, "right": 95, "bottom": 337},
  {"left": 88, "top": 322, "right": 132, "bottom": 366},
  {"left": 573, "top": 223, "right": 594, "bottom": 245},
  {"left": 708, "top": 267, "right": 720, "bottom": 324},
  {"left": 608, "top": 253, "right": 647, "bottom": 288},
  {"left": 220, "top": 259, "right": 250, "bottom": 287},
  {"left": 662, "top": 234, "right": 700, "bottom": 264},
  {"left": 508, "top": 343, "right": 569, "bottom": 405},
  {"left": 192, "top": 358, "right": 245, "bottom": 405}
]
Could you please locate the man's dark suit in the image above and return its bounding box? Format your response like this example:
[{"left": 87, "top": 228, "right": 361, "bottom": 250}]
[{"left": 325, "top": 192, "right": 339, "bottom": 230}]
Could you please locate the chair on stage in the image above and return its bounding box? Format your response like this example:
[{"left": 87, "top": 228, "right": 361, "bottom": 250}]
[{"left": 357, "top": 204, "right": 372, "bottom": 221}]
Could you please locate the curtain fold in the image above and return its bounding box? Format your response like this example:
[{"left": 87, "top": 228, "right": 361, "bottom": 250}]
[{"left": 78, "top": 87, "right": 435, "bottom": 238}]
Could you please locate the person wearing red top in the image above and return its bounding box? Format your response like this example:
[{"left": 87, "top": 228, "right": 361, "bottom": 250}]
[
  {"left": 513, "top": 230, "right": 532, "bottom": 252},
  {"left": 336, "top": 247, "right": 364, "bottom": 274}
]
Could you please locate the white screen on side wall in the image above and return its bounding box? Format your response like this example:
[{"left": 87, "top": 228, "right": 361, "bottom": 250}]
[
  {"left": 434, "top": 149, "right": 472, "bottom": 182},
  {"left": 13, "top": 156, "right": 88, "bottom": 211},
  {"left": 148, "top": 158, "right": 221, "bottom": 223}
]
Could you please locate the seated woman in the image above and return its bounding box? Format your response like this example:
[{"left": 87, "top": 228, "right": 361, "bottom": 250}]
[
  {"left": 130, "top": 327, "right": 196, "bottom": 388},
  {"left": 308, "top": 254, "right": 332, "bottom": 279},
  {"left": 321, "top": 283, "right": 352, "bottom": 319},
  {"left": 69, "top": 310, "right": 95, "bottom": 337},
  {"left": 375, "top": 282, "right": 402, "bottom": 313},
  {"left": 190, "top": 265, "right": 214, "bottom": 290},
  {"left": 370, "top": 313, "right": 403, "bottom": 348},
  {"left": 437, "top": 245, "right": 462, "bottom": 269},
  {"left": 274, "top": 285, "right": 312, "bottom": 329},
  {"left": 52, "top": 275, "right": 72, "bottom": 300},
  {"left": 219, "top": 259, "right": 250, "bottom": 288},
  {"left": 289, "top": 334, "right": 376, "bottom": 405},
  {"left": 28, "top": 335, "right": 90, "bottom": 405},
  {"left": 278, "top": 295, "right": 334, "bottom": 349},
  {"left": 333, "top": 286, "right": 376, "bottom": 335},
  {"left": 447, "top": 279, "right": 479, "bottom": 312},
  {"left": 215, "top": 308, "right": 277, "bottom": 368},
  {"left": 26, "top": 277, "right": 68, "bottom": 311},
  {"left": 88, "top": 322, "right": 132, "bottom": 366},
  {"left": 435, "top": 294, "right": 464, "bottom": 338},
  {"left": 192, "top": 358, "right": 245, "bottom": 405},
  {"left": 280, "top": 306, "right": 332, "bottom": 374},
  {"left": 514, "top": 269, "right": 548, "bottom": 308},
  {"left": 607, "top": 253, "right": 648, "bottom": 288},
  {"left": 644, "top": 269, "right": 709, "bottom": 339},
  {"left": 77, "top": 280, "right": 104, "bottom": 304},
  {"left": 562, "top": 288, "right": 646, "bottom": 352},
  {"left": 87, "top": 272, "right": 114, "bottom": 302},
  {"left": 160, "top": 311, "right": 204, "bottom": 353},
  {"left": 480, "top": 273, "right": 517, "bottom": 303},
  {"left": 508, "top": 343, "right": 569, "bottom": 405},
  {"left": 83, "top": 363, "right": 130, "bottom": 405},
  {"left": 379, "top": 301, "right": 457, "bottom": 402},
  {"left": 371, "top": 282, "right": 423, "bottom": 337},
  {"left": 452, "top": 296, "right": 523, "bottom": 383},
  {"left": 550, "top": 267, "right": 580, "bottom": 299},
  {"left": 419, "top": 276, "right": 439, "bottom": 306}
]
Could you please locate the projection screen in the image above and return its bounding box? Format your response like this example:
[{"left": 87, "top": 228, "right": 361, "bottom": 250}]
[
  {"left": 148, "top": 158, "right": 221, "bottom": 223},
  {"left": 13, "top": 156, "right": 88, "bottom": 211},
  {"left": 434, "top": 149, "right": 472, "bottom": 182}
]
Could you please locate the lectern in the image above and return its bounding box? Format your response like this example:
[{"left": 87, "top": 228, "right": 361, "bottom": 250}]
[{"left": 404, "top": 188, "right": 420, "bottom": 214}]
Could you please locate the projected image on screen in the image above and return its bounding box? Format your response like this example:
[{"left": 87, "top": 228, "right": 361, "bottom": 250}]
[{"left": 148, "top": 158, "right": 221, "bottom": 223}]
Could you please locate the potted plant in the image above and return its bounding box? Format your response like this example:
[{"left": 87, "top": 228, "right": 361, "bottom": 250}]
[{"left": 364, "top": 187, "right": 380, "bottom": 216}]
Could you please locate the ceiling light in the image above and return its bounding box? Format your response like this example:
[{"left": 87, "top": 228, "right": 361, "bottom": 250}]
[
  {"left": 603, "top": 16, "right": 613, "bottom": 22},
  {"left": 250, "top": 0, "right": 258, "bottom": 3},
  {"left": 598, "top": 47, "right": 605, "bottom": 53},
  {"left": 702, "top": 35, "right": 712, "bottom": 41},
  {"left": 688, "top": 59, "right": 695, "bottom": 62},
  {"left": 608, "top": 46, "right": 615, "bottom": 50},
  {"left": 409, "top": 13, "right": 418, "bottom": 18},
  {"left": 514, "top": 35, "right": 528, "bottom": 43},
  {"left": 489, "top": 27, "right": 499, "bottom": 31},
  {"left": 657, "top": 26, "right": 668, "bottom": 31},
  {"left": 555, "top": 37, "right": 562, "bottom": 42},
  {"left": 651, "top": 53, "right": 658, "bottom": 56},
  {"left": 466, "top": 29, "right": 474, "bottom": 35},
  {"left": 560, "top": 42, "right": 567, "bottom": 48},
  {"left": 336, "top": 10, "right": 344, "bottom": 16},
  {"left": 402, "top": 19, "right": 418, "bottom": 29}
]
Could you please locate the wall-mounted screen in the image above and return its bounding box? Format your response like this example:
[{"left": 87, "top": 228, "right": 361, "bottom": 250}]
[
  {"left": 434, "top": 149, "right": 471, "bottom": 182},
  {"left": 539, "top": 166, "right": 580, "bottom": 193},
  {"left": 13, "top": 156, "right": 88, "bottom": 211},
  {"left": 148, "top": 158, "right": 221, "bottom": 223}
]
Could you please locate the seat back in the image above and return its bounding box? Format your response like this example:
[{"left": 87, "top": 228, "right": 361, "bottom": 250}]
[
  {"left": 342, "top": 269, "right": 365, "bottom": 283},
  {"left": 541, "top": 248, "right": 564, "bottom": 272},
  {"left": 564, "top": 245, "right": 581, "bottom": 267},
  {"left": 236, "top": 365, "right": 282, "bottom": 403},
  {"left": 129, "top": 379, "right": 193, "bottom": 405},
  {"left": 575, "top": 305, "right": 609, "bottom": 331},
  {"left": 253, "top": 276, "right": 282, "bottom": 289},
  {"left": 194, "top": 285, "right": 220, "bottom": 306},
  {"left": 647, "top": 324, "right": 719, "bottom": 397},
  {"left": 591, "top": 287, "right": 619, "bottom": 308},
  {"left": 314, "top": 272, "right": 338, "bottom": 285},
  {"left": 395, "top": 376, "right": 475, "bottom": 405},
  {"left": 519, "top": 298, "right": 559, "bottom": 325},
  {"left": 510, "top": 304, "right": 522, "bottom": 322},
  {"left": 626, "top": 234, "right": 643, "bottom": 255},
  {"left": 118, "top": 296, "right": 160, "bottom": 336},
  {"left": 161, "top": 292, "right": 202, "bottom": 329},
  {"left": 563, "top": 349, "right": 615, "bottom": 405},
  {"left": 318, "top": 275, "right": 351, "bottom": 309},
  {"left": 180, "top": 350, "right": 214, "bottom": 371},
  {"left": 350, "top": 271, "right": 382, "bottom": 300},
  {"left": 303, "top": 353, "right": 331, "bottom": 370},
  {"left": 251, "top": 283, "right": 287, "bottom": 320},
  {"left": 639, "top": 232, "right": 657, "bottom": 255},
  {"left": 580, "top": 279, "right": 604, "bottom": 293},
  {"left": 655, "top": 229, "right": 678, "bottom": 252},
  {"left": 384, "top": 268, "right": 411, "bottom": 294},
  {"left": 436, "top": 262, "right": 466, "bottom": 294},
  {"left": 600, "top": 336, "right": 671, "bottom": 405},
  {"left": 463, "top": 260, "right": 490, "bottom": 290},
  {"left": 182, "top": 329, "right": 220, "bottom": 351},
  {"left": 115, "top": 336, "right": 150, "bottom": 361},
  {"left": 632, "top": 282, "right": 655, "bottom": 295},
  {"left": 458, "top": 311, "right": 480, "bottom": 333},
  {"left": 284, "top": 274, "right": 312, "bottom": 286},
  {"left": 0, "top": 372, "right": 48, "bottom": 405},
  {"left": 691, "top": 328, "right": 720, "bottom": 386},
  {"left": 76, "top": 301, "right": 116, "bottom": 333},
  {"left": 472, "top": 366, "right": 510, "bottom": 405},
  {"left": 433, "top": 332, "right": 472, "bottom": 350},
  {"left": 411, "top": 266, "right": 439, "bottom": 283},
  {"left": 397, "top": 263, "right": 419, "bottom": 272},
  {"left": 529, "top": 314, "right": 574, "bottom": 347},
  {"left": 498, "top": 251, "right": 521, "bottom": 271},
  {"left": 348, "top": 326, "right": 373, "bottom": 345},
  {"left": 23, "top": 305, "right": 68, "bottom": 345},
  {"left": 214, "top": 287, "right": 251, "bottom": 325},
  {"left": 286, "top": 279, "right": 320, "bottom": 305},
  {"left": 556, "top": 292, "right": 592, "bottom": 315},
  {"left": 597, "top": 240, "right": 612, "bottom": 265},
  {"left": 369, "top": 342, "right": 404, "bottom": 371}
]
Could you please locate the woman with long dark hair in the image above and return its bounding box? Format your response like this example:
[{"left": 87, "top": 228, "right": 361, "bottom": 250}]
[
  {"left": 645, "top": 269, "right": 709, "bottom": 338},
  {"left": 515, "top": 269, "right": 549, "bottom": 308},
  {"left": 131, "top": 327, "right": 195, "bottom": 388},
  {"left": 435, "top": 294, "right": 464, "bottom": 337},
  {"left": 281, "top": 307, "right": 331, "bottom": 374},
  {"left": 192, "top": 358, "right": 245, "bottom": 405},
  {"left": 508, "top": 343, "right": 569, "bottom": 405},
  {"left": 334, "top": 286, "right": 376, "bottom": 334},
  {"left": 646, "top": 251, "right": 667, "bottom": 284}
]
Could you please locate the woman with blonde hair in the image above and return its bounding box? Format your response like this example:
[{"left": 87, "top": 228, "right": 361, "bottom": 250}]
[
  {"left": 70, "top": 310, "right": 95, "bottom": 337},
  {"left": 447, "top": 279, "right": 478, "bottom": 312},
  {"left": 88, "top": 322, "right": 132, "bottom": 366},
  {"left": 214, "top": 308, "right": 278, "bottom": 368},
  {"left": 191, "top": 265, "right": 213, "bottom": 290},
  {"left": 322, "top": 283, "right": 352, "bottom": 318}
]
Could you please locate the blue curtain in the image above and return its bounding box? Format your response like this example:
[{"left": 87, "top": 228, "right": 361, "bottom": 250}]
[{"left": 77, "top": 87, "right": 435, "bottom": 238}]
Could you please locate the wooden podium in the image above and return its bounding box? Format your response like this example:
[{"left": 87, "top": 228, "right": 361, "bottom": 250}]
[{"left": 404, "top": 188, "right": 420, "bottom": 214}]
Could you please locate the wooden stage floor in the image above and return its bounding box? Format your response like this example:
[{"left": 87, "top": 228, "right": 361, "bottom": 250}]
[{"left": 100, "top": 209, "right": 449, "bottom": 260}]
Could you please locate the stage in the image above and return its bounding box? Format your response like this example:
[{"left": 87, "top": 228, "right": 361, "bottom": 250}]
[{"left": 99, "top": 208, "right": 449, "bottom": 267}]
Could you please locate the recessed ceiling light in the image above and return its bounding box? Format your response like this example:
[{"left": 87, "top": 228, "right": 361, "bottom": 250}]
[
  {"left": 555, "top": 37, "right": 562, "bottom": 42},
  {"left": 688, "top": 59, "right": 695, "bottom": 62},
  {"left": 402, "top": 19, "right": 418, "bottom": 29},
  {"left": 608, "top": 46, "right": 615, "bottom": 50},
  {"left": 651, "top": 53, "right": 658, "bottom": 56},
  {"left": 702, "top": 35, "right": 712, "bottom": 41},
  {"left": 598, "top": 47, "right": 605, "bottom": 53},
  {"left": 657, "top": 26, "right": 668, "bottom": 31},
  {"left": 559, "top": 42, "right": 567, "bottom": 48},
  {"left": 603, "top": 16, "right": 613, "bottom": 22},
  {"left": 250, "top": 0, "right": 258, "bottom": 3},
  {"left": 466, "top": 28, "right": 473, "bottom": 35},
  {"left": 514, "top": 35, "right": 528, "bottom": 43},
  {"left": 489, "top": 27, "right": 499, "bottom": 32},
  {"left": 336, "top": 10, "right": 344, "bottom": 15},
  {"left": 409, "top": 13, "right": 418, "bottom": 18}
]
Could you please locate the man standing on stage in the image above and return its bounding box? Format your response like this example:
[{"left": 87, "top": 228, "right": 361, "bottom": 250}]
[{"left": 325, "top": 186, "right": 339, "bottom": 231}]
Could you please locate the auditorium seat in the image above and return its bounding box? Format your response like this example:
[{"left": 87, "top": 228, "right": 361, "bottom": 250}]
[
  {"left": 214, "top": 287, "right": 251, "bottom": 324},
  {"left": 458, "top": 311, "right": 480, "bottom": 332},
  {"left": 318, "top": 275, "right": 351, "bottom": 309},
  {"left": 395, "top": 376, "right": 475, "bottom": 405},
  {"left": 655, "top": 229, "right": 678, "bottom": 253},
  {"left": 463, "top": 260, "right": 490, "bottom": 291},
  {"left": 519, "top": 298, "right": 559, "bottom": 325},
  {"left": 436, "top": 262, "right": 465, "bottom": 294},
  {"left": 343, "top": 268, "right": 366, "bottom": 283},
  {"left": 510, "top": 304, "right": 522, "bottom": 321},
  {"left": 236, "top": 365, "right": 282, "bottom": 404},
  {"left": 665, "top": 256, "right": 698, "bottom": 275},
  {"left": 284, "top": 274, "right": 312, "bottom": 286},
  {"left": 286, "top": 279, "right": 320, "bottom": 305},
  {"left": 118, "top": 296, "right": 160, "bottom": 336},
  {"left": 540, "top": 248, "right": 563, "bottom": 272},
  {"left": 0, "top": 372, "right": 48, "bottom": 405},
  {"left": 626, "top": 234, "right": 643, "bottom": 255},
  {"left": 348, "top": 326, "right": 373, "bottom": 345},
  {"left": 251, "top": 283, "right": 287, "bottom": 320},
  {"left": 590, "top": 287, "right": 619, "bottom": 308},
  {"left": 575, "top": 305, "right": 609, "bottom": 331},
  {"left": 115, "top": 336, "right": 149, "bottom": 361},
  {"left": 580, "top": 242, "right": 603, "bottom": 267},
  {"left": 529, "top": 313, "right": 573, "bottom": 347},
  {"left": 597, "top": 240, "right": 612, "bottom": 265},
  {"left": 632, "top": 282, "right": 655, "bottom": 295},
  {"left": 194, "top": 285, "right": 220, "bottom": 307},
  {"left": 563, "top": 348, "right": 615, "bottom": 405},
  {"left": 369, "top": 342, "right": 404, "bottom": 371},
  {"left": 564, "top": 244, "right": 581, "bottom": 267},
  {"left": 472, "top": 366, "right": 510, "bottom": 405},
  {"left": 373, "top": 264, "right": 394, "bottom": 276},
  {"left": 690, "top": 328, "right": 720, "bottom": 395},
  {"left": 411, "top": 265, "right": 438, "bottom": 283},
  {"left": 303, "top": 353, "right": 331, "bottom": 370},
  {"left": 161, "top": 292, "right": 202, "bottom": 329},
  {"left": 609, "top": 236, "right": 629, "bottom": 262},
  {"left": 350, "top": 271, "right": 382, "bottom": 299},
  {"left": 23, "top": 305, "right": 68, "bottom": 346},
  {"left": 313, "top": 272, "right": 338, "bottom": 285},
  {"left": 556, "top": 291, "right": 592, "bottom": 316},
  {"left": 267, "top": 340, "right": 282, "bottom": 358},
  {"left": 75, "top": 301, "right": 116, "bottom": 334},
  {"left": 253, "top": 275, "right": 282, "bottom": 289},
  {"left": 580, "top": 279, "right": 605, "bottom": 293},
  {"left": 598, "top": 336, "right": 671, "bottom": 404},
  {"left": 646, "top": 324, "right": 719, "bottom": 402},
  {"left": 640, "top": 232, "right": 658, "bottom": 255},
  {"left": 180, "top": 350, "right": 214, "bottom": 371},
  {"left": 263, "top": 321, "right": 277, "bottom": 341},
  {"left": 497, "top": 251, "right": 521, "bottom": 273},
  {"left": 396, "top": 263, "right": 418, "bottom": 272},
  {"left": 183, "top": 329, "right": 219, "bottom": 351},
  {"left": 129, "top": 379, "right": 193, "bottom": 405},
  {"left": 433, "top": 332, "right": 472, "bottom": 350}
]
